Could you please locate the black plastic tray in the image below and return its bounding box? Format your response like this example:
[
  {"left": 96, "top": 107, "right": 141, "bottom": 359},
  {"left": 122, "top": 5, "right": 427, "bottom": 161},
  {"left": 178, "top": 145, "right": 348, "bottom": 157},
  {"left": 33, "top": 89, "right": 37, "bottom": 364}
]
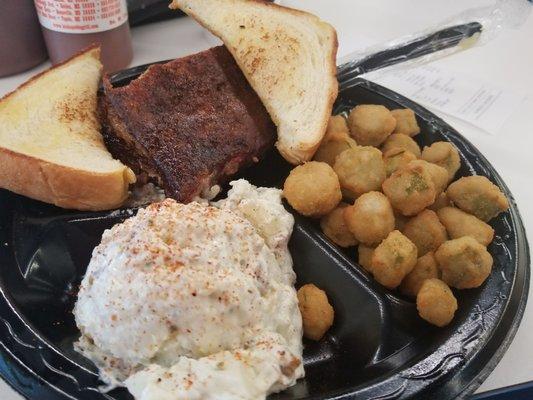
[{"left": 0, "top": 69, "right": 529, "bottom": 400}]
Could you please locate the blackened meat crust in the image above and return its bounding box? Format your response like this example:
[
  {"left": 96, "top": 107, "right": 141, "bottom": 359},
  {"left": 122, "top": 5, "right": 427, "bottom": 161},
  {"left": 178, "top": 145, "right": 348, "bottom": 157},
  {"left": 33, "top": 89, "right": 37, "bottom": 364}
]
[{"left": 100, "top": 46, "right": 276, "bottom": 202}]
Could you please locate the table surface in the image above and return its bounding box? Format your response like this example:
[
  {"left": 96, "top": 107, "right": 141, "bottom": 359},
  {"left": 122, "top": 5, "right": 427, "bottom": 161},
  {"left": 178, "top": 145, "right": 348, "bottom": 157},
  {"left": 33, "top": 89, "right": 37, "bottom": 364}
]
[{"left": 0, "top": 1, "right": 531, "bottom": 398}]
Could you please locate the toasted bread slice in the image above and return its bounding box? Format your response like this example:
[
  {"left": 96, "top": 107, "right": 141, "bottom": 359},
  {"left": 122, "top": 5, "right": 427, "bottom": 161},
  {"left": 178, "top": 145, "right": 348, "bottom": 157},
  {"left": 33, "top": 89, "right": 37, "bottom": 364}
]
[
  {"left": 0, "top": 47, "right": 135, "bottom": 211},
  {"left": 171, "top": 0, "right": 338, "bottom": 164}
]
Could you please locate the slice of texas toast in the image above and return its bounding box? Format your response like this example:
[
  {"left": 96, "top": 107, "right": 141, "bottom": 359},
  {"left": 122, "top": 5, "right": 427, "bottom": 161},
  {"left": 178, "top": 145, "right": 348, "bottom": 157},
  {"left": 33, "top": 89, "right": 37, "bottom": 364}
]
[
  {"left": 171, "top": 0, "right": 338, "bottom": 164},
  {"left": 0, "top": 47, "right": 135, "bottom": 211}
]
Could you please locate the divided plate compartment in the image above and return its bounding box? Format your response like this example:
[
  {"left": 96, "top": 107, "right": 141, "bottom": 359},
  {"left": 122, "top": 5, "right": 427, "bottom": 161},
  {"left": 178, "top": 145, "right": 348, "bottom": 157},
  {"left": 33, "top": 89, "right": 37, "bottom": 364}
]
[{"left": 0, "top": 69, "right": 529, "bottom": 400}]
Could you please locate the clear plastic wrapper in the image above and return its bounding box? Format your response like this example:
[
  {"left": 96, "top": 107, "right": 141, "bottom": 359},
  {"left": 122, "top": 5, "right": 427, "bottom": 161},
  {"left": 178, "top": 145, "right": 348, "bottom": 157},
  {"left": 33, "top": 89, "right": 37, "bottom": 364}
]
[{"left": 337, "top": 0, "right": 531, "bottom": 82}]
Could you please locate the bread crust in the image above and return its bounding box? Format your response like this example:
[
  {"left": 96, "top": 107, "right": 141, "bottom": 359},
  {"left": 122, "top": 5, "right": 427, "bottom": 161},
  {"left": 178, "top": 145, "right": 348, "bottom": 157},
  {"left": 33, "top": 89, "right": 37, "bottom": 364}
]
[
  {"left": 0, "top": 147, "right": 133, "bottom": 211},
  {"left": 0, "top": 45, "right": 101, "bottom": 104},
  {"left": 0, "top": 46, "right": 135, "bottom": 211},
  {"left": 236, "top": 1, "right": 339, "bottom": 165},
  {"left": 171, "top": 0, "right": 339, "bottom": 165},
  {"left": 276, "top": 32, "right": 338, "bottom": 165}
]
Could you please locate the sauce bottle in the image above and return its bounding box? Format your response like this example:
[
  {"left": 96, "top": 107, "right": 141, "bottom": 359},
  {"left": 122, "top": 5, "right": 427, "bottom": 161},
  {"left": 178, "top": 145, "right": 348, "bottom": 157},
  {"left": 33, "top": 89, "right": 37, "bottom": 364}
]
[
  {"left": 34, "top": 0, "right": 133, "bottom": 72},
  {"left": 0, "top": 0, "right": 47, "bottom": 77}
]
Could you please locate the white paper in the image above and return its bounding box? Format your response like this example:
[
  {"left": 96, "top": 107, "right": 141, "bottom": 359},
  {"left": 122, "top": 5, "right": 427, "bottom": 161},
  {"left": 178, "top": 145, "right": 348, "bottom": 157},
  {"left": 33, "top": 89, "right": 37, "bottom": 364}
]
[{"left": 363, "top": 64, "right": 526, "bottom": 135}]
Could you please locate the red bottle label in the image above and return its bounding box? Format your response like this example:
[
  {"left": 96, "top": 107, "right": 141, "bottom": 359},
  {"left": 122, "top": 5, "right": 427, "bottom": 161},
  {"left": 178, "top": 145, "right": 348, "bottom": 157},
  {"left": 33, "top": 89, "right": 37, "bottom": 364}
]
[{"left": 34, "top": 0, "right": 128, "bottom": 34}]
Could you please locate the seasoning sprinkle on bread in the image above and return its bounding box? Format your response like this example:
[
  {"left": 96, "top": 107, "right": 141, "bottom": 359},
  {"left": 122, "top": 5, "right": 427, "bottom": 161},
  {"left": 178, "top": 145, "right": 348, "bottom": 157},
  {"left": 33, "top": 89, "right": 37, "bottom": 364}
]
[{"left": 171, "top": 0, "right": 338, "bottom": 164}]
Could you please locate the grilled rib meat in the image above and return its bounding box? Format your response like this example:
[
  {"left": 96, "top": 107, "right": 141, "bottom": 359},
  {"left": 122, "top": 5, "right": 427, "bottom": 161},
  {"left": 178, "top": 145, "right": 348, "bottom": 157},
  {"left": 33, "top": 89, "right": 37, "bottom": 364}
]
[{"left": 99, "top": 46, "right": 276, "bottom": 202}]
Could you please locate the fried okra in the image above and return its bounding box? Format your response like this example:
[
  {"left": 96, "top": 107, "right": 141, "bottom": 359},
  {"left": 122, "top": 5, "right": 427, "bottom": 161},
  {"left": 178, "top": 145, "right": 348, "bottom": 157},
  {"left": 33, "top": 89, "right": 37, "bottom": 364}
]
[
  {"left": 428, "top": 192, "right": 452, "bottom": 212},
  {"left": 383, "top": 148, "right": 418, "bottom": 177},
  {"left": 403, "top": 210, "right": 448, "bottom": 256},
  {"left": 400, "top": 252, "right": 440, "bottom": 297},
  {"left": 382, "top": 161, "right": 436, "bottom": 216},
  {"left": 320, "top": 203, "right": 358, "bottom": 248},
  {"left": 325, "top": 115, "right": 350, "bottom": 141},
  {"left": 416, "top": 279, "right": 457, "bottom": 327},
  {"left": 409, "top": 160, "right": 448, "bottom": 195},
  {"left": 283, "top": 161, "right": 342, "bottom": 217},
  {"left": 371, "top": 230, "right": 418, "bottom": 289},
  {"left": 447, "top": 176, "right": 509, "bottom": 222},
  {"left": 394, "top": 210, "right": 409, "bottom": 232},
  {"left": 348, "top": 104, "right": 396, "bottom": 146},
  {"left": 297, "top": 284, "right": 334, "bottom": 341},
  {"left": 381, "top": 133, "right": 421, "bottom": 157},
  {"left": 391, "top": 108, "right": 420, "bottom": 137},
  {"left": 421, "top": 142, "right": 461, "bottom": 182},
  {"left": 334, "top": 146, "right": 386, "bottom": 198},
  {"left": 344, "top": 191, "right": 395, "bottom": 246},
  {"left": 341, "top": 187, "right": 358, "bottom": 203},
  {"left": 314, "top": 116, "right": 358, "bottom": 166},
  {"left": 437, "top": 207, "right": 494, "bottom": 246},
  {"left": 358, "top": 244, "right": 375, "bottom": 273},
  {"left": 314, "top": 136, "right": 357, "bottom": 166},
  {"left": 435, "top": 236, "right": 493, "bottom": 289}
]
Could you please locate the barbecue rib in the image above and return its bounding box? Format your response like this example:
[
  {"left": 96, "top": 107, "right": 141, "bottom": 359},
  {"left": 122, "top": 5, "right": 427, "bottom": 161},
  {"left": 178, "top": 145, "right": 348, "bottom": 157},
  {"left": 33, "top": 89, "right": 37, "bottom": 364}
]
[{"left": 99, "top": 46, "right": 276, "bottom": 202}]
